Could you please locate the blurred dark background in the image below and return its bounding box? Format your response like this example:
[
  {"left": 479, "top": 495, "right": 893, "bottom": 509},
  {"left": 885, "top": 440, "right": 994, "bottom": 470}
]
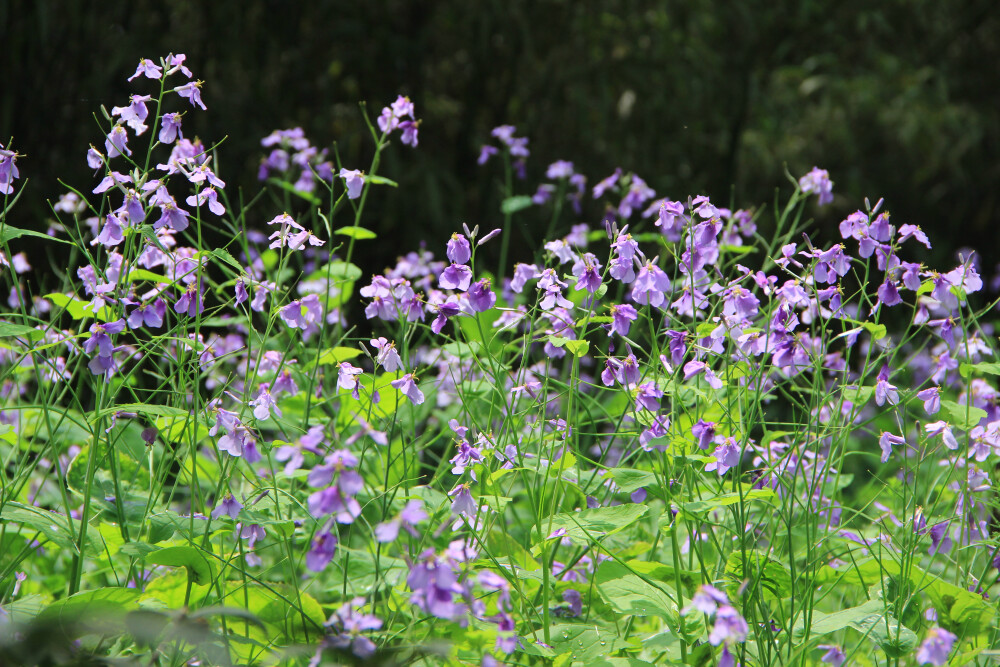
[{"left": 3, "top": 0, "right": 999, "bottom": 275}]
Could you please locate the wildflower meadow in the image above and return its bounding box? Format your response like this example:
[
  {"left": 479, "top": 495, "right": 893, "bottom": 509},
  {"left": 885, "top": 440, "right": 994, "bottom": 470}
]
[{"left": 1, "top": 54, "right": 999, "bottom": 666}]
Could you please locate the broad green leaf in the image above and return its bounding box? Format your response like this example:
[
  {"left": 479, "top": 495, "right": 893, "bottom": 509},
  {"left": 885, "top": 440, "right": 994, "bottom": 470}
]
[
  {"left": 334, "top": 225, "right": 377, "bottom": 240},
  {"left": 595, "top": 560, "right": 676, "bottom": 620},
  {"left": 564, "top": 339, "right": 590, "bottom": 357},
  {"left": 0, "top": 321, "right": 43, "bottom": 340},
  {"left": 959, "top": 361, "right": 1000, "bottom": 378},
  {"left": 538, "top": 504, "right": 648, "bottom": 548},
  {"left": 682, "top": 488, "right": 777, "bottom": 515},
  {"left": 0, "top": 502, "right": 94, "bottom": 553},
  {"left": 147, "top": 545, "right": 215, "bottom": 585},
  {"left": 938, "top": 400, "right": 987, "bottom": 430},
  {"left": 45, "top": 292, "right": 113, "bottom": 322},
  {"left": 235, "top": 582, "right": 325, "bottom": 642},
  {"left": 325, "top": 260, "right": 363, "bottom": 282},
  {"left": 37, "top": 587, "right": 140, "bottom": 628},
  {"left": 316, "top": 346, "right": 362, "bottom": 365},
  {"left": 609, "top": 468, "right": 658, "bottom": 494},
  {"left": 725, "top": 550, "right": 792, "bottom": 599},
  {"left": 548, "top": 623, "right": 637, "bottom": 660},
  {"left": 501, "top": 195, "right": 533, "bottom": 214}
]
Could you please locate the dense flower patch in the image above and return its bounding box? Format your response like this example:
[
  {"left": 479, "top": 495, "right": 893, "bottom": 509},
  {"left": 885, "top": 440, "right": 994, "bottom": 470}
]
[{"left": 1, "top": 55, "right": 998, "bottom": 666}]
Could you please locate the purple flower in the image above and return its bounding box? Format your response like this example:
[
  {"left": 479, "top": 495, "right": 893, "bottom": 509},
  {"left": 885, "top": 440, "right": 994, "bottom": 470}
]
[
  {"left": 439, "top": 263, "right": 473, "bottom": 291},
  {"left": 924, "top": 421, "right": 959, "bottom": 450},
  {"left": 211, "top": 494, "right": 243, "bottom": 520},
  {"left": 799, "top": 167, "right": 833, "bottom": 205},
  {"left": 546, "top": 160, "right": 574, "bottom": 179},
  {"left": 112, "top": 94, "right": 152, "bottom": 134},
  {"left": 818, "top": 645, "right": 845, "bottom": 667},
  {"left": 96, "top": 213, "right": 125, "bottom": 247},
  {"left": 159, "top": 112, "right": 183, "bottom": 144},
  {"left": 322, "top": 598, "right": 383, "bottom": 659},
  {"left": 706, "top": 438, "right": 741, "bottom": 476},
  {"left": 510, "top": 263, "right": 540, "bottom": 293},
  {"left": 174, "top": 80, "right": 207, "bottom": 110},
  {"left": 105, "top": 124, "right": 131, "bottom": 158},
  {"left": 572, "top": 252, "right": 603, "bottom": 294},
  {"left": 307, "top": 530, "right": 338, "bottom": 572},
  {"left": 185, "top": 186, "right": 225, "bottom": 216},
  {"left": 916, "top": 627, "right": 956, "bottom": 665},
  {"left": 874, "top": 365, "right": 899, "bottom": 406},
  {"left": 468, "top": 278, "right": 497, "bottom": 312},
  {"left": 128, "top": 58, "right": 163, "bottom": 81},
  {"left": 174, "top": 283, "right": 204, "bottom": 317},
  {"left": 609, "top": 303, "right": 637, "bottom": 337},
  {"left": 692, "top": 420, "right": 716, "bottom": 450},
  {"left": 391, "top": 373, "right": 425, "bottom": 405},
  {"left": 337, "top": 362, "right": 363, "bottom": 393},
  {"left": 127, "top": 299, "right": 166, "bottom": 329},
  {"left": 339, "top": 168, "right": 364, "bottom": 199},
  {"left": 446, "top": 233, "right": 472, "bottom": 264},
  {"left": 708, "top": 605, "right": 748, "bottom": 645},
  {"left": 477, "top": 145, "right": 498, "bottom": 165},
  {"left": 631, "top": 261, "right": 671, "bottom": 307},
  {"left": 687, "top": 585, "right": 729, "bottom": 615},
  {"left": 375, "top": 499, "right": 427, "bottom": 543},
  {"left": 370, "top": 337, "right": 404, "bottom": 372},
  {"left": 878, "top": 431, "right": 906, "bottom": 463},
  {"left": 635, "top": 381, "right": 663, "bottom": 411}
]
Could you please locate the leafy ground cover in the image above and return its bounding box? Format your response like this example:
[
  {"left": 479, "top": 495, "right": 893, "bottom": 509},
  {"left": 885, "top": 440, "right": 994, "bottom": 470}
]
[{"left": 1, "top": 55, "right": 998, "bottom": 666}]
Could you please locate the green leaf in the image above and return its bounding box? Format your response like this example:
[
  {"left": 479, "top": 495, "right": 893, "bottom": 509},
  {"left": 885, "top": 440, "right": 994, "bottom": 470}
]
[
  {"left": 146, "top": 545, "right": 215, "bottom": 585},
  {"left": 682, "top": 488, "right": 777, "bottom": 515},
  {"left": 316, "top": 346, "right": 362, "bottom": 365},
  {"left": 45, "top": 292, "right": 113, "bottom": 322},
  {"left": 794, "top": 599, "right": 917, "bottom": 657},
  {"left": 548, "top": 623, "right": 637, "bottom": 660},
  {"left": 0, "top": 321, "right": 43, "bottom": 340},
  {"left": 938, "top": 400, "right": 987, "bottom": 429},
  {"left": 208, "top": 247, "right": 244, "bottom": 272},
  {"left": 325, "top": 260, "right": 363, "bottom": 282},
  {"left": 125, "top": 268, "right": 174, "bottom": 284},
  {"left": 365, "top": 174, "right": 398, "bottom": 187},
  {"left": 37, "top": 587, "right": 141, "bottom": 628},
  {"left": 609, "top": 468, "right": 658, "bottom": 494},
  {"left": 500, "top": 195, "right": 533, "bottom": 214},
  {"left": 718, "top": 244, "right": 757, "bottom": 255},
  {"left": 266, "top": 177, "right": 321, "bottom": 205},
  {"left": 959, "top": 361, "right": 1000, "bottom": 378},
  {"left": 0, "top": 502, "right": 94, "bottom": 553},
  {"left": 564, "top": 339, "right": 590, "bottom": 357},
  {"left": 94, "top": 402, "right": 189, "bottom": 421},
  {"left": 538, "top": 504, "right": 648, "bottom": 548},
  {"left": 334, "top": 225, "right": 377, "bottom": 240},
  {"left": 725, "top": 550, "right": 792, "bottom": 599},
  {"left": 595, "top": 560, "right": 676, "bottom": 620},
  {"left": 0, "top": 223, "right": 73, "bottom": 245}
]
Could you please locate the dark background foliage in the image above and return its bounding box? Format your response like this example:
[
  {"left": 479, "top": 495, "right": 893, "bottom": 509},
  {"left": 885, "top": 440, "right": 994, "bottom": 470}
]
[{"left": 3, "top": 0, "right": 999, "bottom": 274}]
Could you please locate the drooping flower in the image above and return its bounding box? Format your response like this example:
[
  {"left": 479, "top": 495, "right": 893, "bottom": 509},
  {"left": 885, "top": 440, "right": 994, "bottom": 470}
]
[
  {"left": 370, "top": 337, "right": 404, "bottom": 372},
  {"left": 174, "top": 80, "right": 207, "bottom": 110},
  {"left": 391, "top": 373, "right": 425, "bottom": 405},
  {"left": 339, "top": 168, "right": 364, "bottom": 199},
  {"left": 878, "top": 431, "right": 906, "bottom": 463},
  {"left": 874, "top": 365, "right": 899, "bottom": 406}
]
